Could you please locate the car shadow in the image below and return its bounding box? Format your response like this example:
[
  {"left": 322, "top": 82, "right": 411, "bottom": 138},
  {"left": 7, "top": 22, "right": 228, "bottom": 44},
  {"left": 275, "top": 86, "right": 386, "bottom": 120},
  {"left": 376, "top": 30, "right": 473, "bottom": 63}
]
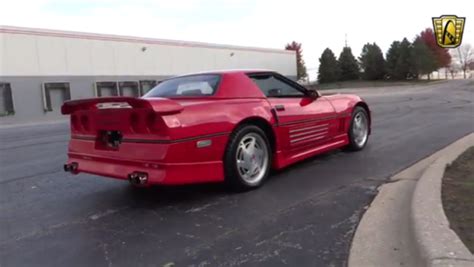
[
  {"left": 269, "top": 149, "right": 343, "bottom": 177},
  {"left": 111, "top": 148, "right": 346, "bottom": 209},
  {"left": 118, "top": 181, "right": 229, "bottom": 208}
]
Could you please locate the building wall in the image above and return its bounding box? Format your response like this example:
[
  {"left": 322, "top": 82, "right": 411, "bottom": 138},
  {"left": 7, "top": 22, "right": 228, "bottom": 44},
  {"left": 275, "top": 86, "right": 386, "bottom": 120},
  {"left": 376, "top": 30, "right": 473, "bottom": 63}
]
[
  {"left": 0, "top": 75, "right": 170, "bottom": 123},
  {"left": 0, "top": 26, "right": 297, "bottom": 124},
  {"left": 0, "top": 27, "right": 296, "bottom": 77}
]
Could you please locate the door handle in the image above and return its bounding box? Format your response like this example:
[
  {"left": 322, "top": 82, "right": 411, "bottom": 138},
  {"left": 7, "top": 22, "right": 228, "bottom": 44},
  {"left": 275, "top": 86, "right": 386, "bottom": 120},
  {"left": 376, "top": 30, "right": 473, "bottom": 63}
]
[{"left": 274, "top": 105, "right": 285, "bottom": 111}]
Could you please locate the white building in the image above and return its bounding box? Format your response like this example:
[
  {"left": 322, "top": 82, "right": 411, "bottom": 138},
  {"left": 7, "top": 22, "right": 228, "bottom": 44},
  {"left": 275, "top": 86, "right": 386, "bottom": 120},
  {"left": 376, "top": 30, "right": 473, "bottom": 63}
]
[{"left": 0, "top": 26, "right": 296, "bottom": 124}]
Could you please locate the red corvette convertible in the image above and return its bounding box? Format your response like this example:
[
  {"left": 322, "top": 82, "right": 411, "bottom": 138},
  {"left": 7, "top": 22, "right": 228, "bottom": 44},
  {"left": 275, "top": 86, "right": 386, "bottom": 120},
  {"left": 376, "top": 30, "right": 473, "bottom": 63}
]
[{"left": 62, "top": 70, "right": 370, "bottom": 190}]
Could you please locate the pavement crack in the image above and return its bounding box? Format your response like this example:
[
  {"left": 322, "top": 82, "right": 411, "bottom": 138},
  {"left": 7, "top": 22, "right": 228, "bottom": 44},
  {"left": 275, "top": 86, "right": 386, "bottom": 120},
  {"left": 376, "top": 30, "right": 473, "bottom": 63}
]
[
  {"left": 99, "top": 241, "right": 113, "bottom": 267},
  {"left": 0, "top": 168, "right": 63, "bottom": 185},
  {"left": 185, "top": 203, "right": 217, "bottom": 213},
  {"left": 0, "top": 219, "right": 87, "bottom": 246},
  {"left": 89, "top": 207, "right": 127, "bottom": 220},
  {"left": 0, "top": 139, "right": 67, "bottom": 151},
  {"left": 385, "top": 177, "right": 418, "bottom": 183},
  {"left": 0, "top": 206, "right": 130, "bottom": 247},
  {"left": 254, "top": 225, "right": 311, "bottom": 249},
  {"left": 183, "top": 184, "right": 358, "bottom": 259}
]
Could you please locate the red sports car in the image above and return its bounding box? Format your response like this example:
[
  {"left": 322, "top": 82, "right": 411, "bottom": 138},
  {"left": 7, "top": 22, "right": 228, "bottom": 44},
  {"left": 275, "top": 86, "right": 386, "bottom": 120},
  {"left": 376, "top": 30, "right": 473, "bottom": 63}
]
[{"left": 62, "top": 70, "right": 370, "bottom": 191}]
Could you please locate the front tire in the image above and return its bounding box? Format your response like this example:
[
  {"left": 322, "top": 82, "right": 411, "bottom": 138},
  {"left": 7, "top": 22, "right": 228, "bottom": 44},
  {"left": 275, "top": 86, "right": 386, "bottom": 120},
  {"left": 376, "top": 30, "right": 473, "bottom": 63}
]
[
  {"left": 224, "top": 125, "right": 271, "bottom": 191},
  {"left": 346, "top": 106, "right": 369, "bottom": 151}
]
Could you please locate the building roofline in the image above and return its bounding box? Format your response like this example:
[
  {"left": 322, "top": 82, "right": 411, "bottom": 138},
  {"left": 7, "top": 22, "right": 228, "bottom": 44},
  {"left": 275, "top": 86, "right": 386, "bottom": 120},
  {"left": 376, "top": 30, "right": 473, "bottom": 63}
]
[{"left": 0, "top": 25, "right": 295, "bottom": 55}]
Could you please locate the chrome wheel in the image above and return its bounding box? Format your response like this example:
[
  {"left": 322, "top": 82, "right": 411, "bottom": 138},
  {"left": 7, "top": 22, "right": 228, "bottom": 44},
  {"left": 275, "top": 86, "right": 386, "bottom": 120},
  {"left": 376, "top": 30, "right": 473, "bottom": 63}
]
[
  {"left": 236, "top": 133, "right": 269, "bottom": 185},
  {"left": 352, "top": 112, "right": 368, "bottom": 147}
]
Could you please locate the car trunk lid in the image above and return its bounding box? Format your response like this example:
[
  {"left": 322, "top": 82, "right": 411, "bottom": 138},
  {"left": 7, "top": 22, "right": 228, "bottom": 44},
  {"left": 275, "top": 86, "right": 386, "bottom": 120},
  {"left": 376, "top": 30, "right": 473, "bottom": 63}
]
[{"left": 62, "top": 97, "right": 183, "bottom": 149}]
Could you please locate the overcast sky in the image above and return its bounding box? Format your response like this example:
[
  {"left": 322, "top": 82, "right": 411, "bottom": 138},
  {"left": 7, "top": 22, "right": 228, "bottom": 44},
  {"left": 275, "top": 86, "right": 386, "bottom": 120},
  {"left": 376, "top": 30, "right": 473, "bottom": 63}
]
[{"left": 1, "top": 0, "right": 473, "bottom": 79}]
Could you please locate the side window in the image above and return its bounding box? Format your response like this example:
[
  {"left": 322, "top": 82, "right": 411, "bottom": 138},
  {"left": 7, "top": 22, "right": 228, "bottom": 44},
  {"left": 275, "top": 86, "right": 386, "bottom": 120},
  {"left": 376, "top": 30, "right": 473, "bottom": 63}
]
[
  {"left": 95, "top": 81, "right": 118, "bottom": 97},
  {"left": 119, "top": 81, "right": 139, "bottom": 97},
  {"left": 139, "top": 80, "right": 158, "bottom": 96},
  {"left": 0, "top": 83, "right": 15, "bottom": 116},
  {"left": 250, "top": 75, "right": 305, "bottom": 97},
  {"left": 42, "top": 82, "right": 71, "bottom": 112}
]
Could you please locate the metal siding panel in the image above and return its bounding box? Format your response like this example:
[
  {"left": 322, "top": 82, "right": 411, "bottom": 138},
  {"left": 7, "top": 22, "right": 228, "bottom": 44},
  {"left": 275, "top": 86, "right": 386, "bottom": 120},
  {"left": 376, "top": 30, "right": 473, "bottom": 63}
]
[
  {"left": 1, "top": 32, "right": 296, "bottom": 77},
  {"left": 36, "top": 35, "right": 68, "bottom": 75},
  {"left": 65, "top": 38, "right": 92, "bottom": 75},
  {"left": 90, "top": 40, "right": 116, "bottom": 76},
  {"left": 1, "top": 33, "right": 40, "bottom": 76}
]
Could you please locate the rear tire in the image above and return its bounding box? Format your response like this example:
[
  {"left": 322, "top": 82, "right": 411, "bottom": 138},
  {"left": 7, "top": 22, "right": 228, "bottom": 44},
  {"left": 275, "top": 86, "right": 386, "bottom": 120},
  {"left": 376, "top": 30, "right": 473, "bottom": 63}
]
[
  {"left": 346, "top": 106, "right": 369, "bottom": 151},
  {"left": 224, "top": 125, "right": 272, "bottom": 191}
]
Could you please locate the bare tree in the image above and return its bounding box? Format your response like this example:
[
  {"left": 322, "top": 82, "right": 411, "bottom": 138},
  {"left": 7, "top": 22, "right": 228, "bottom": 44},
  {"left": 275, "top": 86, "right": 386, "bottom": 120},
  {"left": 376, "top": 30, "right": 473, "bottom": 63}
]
[
  {"left": 454, "top": 44, "right": 473, "bottom": 79},
  {"left": 448, "top": 63, "right": 459, "bottom": 79}
]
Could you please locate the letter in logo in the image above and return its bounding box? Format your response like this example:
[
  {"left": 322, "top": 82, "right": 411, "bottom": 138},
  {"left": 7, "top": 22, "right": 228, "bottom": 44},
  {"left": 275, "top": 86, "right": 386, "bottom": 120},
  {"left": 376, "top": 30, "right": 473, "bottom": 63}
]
[{"left": 432, "top": 15, "right": 466, "bottom": 48}]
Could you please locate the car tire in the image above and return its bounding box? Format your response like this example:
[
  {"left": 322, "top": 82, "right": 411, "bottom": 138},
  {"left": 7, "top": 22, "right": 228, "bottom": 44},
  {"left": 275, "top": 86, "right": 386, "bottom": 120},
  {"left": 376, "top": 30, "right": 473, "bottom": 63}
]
[
  {"left": 346, "top": 106, "right": 369, "bottom": 151},
  {"left": 224, "top": 124, "right": 272, "bottom": 191}
]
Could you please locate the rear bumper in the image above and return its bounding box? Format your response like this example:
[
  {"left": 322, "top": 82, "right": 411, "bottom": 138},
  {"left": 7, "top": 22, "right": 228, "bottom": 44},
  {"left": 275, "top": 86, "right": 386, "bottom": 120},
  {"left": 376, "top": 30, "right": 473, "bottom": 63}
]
[{"left": 66, "top": 153, "right": 224, "bottom": 185}]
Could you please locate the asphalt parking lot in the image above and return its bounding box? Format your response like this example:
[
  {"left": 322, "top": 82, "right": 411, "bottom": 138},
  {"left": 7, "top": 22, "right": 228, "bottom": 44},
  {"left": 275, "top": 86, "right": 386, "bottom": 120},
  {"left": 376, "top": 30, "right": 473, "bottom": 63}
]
[{"left": 1, "top": 80, "right": 473, "bottom": 267}]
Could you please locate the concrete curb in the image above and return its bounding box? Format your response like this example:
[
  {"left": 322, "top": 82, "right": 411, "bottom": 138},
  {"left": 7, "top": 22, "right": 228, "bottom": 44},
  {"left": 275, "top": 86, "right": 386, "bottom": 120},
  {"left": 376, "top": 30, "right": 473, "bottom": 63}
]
[
  {"left": 411, "top": 134, "right": 474, "bottom": 266},
  {"left": 349, "top": 133, "right": 474, "bottom": 267}
]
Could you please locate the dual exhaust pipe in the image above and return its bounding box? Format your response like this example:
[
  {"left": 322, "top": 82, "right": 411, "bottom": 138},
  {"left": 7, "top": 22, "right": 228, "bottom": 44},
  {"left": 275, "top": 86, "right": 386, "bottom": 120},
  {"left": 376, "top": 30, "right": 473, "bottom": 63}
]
[
  {"left": 128, "top": 172, "right": 149, "bottom": 186},
  {"left": 64, "top": 162, "right": 148, "bottom": 186},
  {"left": 63, "top": 162, "right": 78, "bottom": 173}
]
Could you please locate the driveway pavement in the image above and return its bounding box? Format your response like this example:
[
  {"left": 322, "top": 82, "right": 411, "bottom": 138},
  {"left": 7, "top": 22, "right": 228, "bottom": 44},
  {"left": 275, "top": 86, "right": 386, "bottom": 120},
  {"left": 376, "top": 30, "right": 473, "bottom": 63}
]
[{"left": 1, "top": 80, "right": 473, "bottom": 266}]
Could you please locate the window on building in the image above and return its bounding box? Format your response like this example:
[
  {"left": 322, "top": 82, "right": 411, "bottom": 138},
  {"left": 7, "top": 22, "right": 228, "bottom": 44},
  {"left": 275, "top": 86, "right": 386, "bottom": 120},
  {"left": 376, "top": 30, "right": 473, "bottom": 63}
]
[
  {"left": 95, "top": 82, "right": 118, "bottom": 97},
  {"left": 119, "top": 81, "right": 139, "bottom": 97},
  {"left": 42, "top": 82, "right": 71, "bottom": 112},
  {"left": 139, "top": 80, "right": 158, "bottom": 96},
  {"left": 0, "top": 83, "right": 15, "bottom": 116}
]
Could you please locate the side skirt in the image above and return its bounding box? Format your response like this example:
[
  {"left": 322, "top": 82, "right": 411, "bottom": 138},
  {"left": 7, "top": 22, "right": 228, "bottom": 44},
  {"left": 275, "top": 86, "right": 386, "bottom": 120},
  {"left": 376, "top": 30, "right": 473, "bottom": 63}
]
[{"left": 272, "top": 134, "right": 349, "bottom": 169}]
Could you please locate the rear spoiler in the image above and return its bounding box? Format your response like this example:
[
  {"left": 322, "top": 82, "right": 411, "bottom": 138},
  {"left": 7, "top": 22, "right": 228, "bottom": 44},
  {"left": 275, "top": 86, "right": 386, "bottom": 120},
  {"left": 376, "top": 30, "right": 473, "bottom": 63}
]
[{"left": 61, "top": 97, "right": 183, "bottom": 115}]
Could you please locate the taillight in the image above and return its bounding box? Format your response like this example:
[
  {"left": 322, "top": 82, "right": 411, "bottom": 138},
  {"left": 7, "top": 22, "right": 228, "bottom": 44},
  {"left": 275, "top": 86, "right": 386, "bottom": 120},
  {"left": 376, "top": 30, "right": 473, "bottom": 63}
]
[
  {"left": 130, "top": 112, "right": 141, "bottom": 133},
  {"left": 146, "top": 112, "right": 158, "bottom": 132},
  {"left": 80, "top": 115, "right": 90, "bottom": 131},
  {"left": 71, "top": 115, "right": 79, "bottom": 131},
  {"left": 130, "top": 112, "right": 147, "bottom": 133}
]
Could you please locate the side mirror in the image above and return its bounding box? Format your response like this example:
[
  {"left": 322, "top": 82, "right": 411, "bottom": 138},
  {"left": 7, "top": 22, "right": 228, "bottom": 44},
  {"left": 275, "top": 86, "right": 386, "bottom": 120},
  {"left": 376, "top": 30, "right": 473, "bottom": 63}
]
[{"left": 308, "top": 90, "right": 319, "bottom": 99}]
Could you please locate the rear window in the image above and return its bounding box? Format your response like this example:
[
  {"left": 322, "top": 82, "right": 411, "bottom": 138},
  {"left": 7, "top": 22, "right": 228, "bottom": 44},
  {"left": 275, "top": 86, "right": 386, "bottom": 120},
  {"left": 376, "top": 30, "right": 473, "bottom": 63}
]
[{"left": 143, "top": 74, "right": 220, "bottom": 98}]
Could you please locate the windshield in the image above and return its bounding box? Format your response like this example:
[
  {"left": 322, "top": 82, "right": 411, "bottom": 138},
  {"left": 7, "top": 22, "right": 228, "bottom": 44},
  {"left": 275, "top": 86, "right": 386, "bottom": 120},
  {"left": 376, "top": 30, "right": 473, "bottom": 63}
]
[{"left": 143, "top": 74, "right": 220, "bottom": 98}]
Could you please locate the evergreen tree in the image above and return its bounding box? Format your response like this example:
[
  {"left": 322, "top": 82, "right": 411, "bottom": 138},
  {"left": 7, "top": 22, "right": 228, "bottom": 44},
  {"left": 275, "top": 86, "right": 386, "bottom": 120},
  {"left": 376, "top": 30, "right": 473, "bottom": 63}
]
[
  {"left": 285, "top": 41, "right": 308, "bottom": 81},
  {"left": 318, "top": 48, "right": 339, "bottom": 83},
  {"left": 386, "top": 41, "right": 401, "bottom": 79},
  {"left": 386, "top": 38, "right": 416, "bottom": 80},
  {"left": 412, "top": 36, "right": 437, "bottom": 79},
  {"left": 337, "top": 47, "right": 360, "bottom": 81},
  {"left": 359, "top": 43, "right": 386, "bottom": 80},
  {"left": 394, "top": 38, "right": 415, "bottom": 79}
]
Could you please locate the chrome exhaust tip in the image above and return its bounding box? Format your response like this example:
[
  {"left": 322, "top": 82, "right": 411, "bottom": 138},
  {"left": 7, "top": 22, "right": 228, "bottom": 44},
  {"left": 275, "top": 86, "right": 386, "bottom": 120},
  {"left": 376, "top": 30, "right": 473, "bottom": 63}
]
[
  {"left": 64, "top": 162, "right": 78, "bottom": 173},
  {"left": 128, "top": 172, "right": 148, "bottom": 186}
]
